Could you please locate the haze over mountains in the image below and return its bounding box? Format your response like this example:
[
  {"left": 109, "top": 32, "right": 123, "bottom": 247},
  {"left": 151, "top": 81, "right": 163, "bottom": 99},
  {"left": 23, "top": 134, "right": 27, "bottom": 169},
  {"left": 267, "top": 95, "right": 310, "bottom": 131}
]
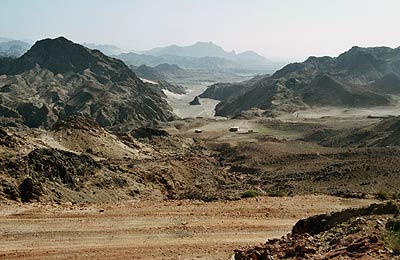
[
  {"left": 0, "top": 37, "right": 282, "bottom": 83},
  {"left": 140, "top": 41, "right": 271, "bottom": 68},
  {"left": 200, "top": 45, "right": 400, "bottom": 117},
  {"left": 0, "top": 38, "right": 31, "bottom": 58},
  {"left": 115, "top": 41, "right": 282, "bottom": 80}
]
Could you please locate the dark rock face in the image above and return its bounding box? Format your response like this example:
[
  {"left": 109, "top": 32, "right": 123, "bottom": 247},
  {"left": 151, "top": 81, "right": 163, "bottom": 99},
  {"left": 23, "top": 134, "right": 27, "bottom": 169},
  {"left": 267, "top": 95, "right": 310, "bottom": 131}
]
[
  {"left": 292, "top": 202, "right": 399, "bottom": 235},
  {"left": 51, "top": 115, "right": 102, "bottom": 132},
  {"left": 199, "top": 83, "right": 246, "bottom": 101},
  {"left": 0, "top": 37, "right": 176, "bottom": 130},
  {"left": 27, "top": 148, "right": 99, "bottom": 187},
  {"left": 201, "top": 46, "right": 400, "bottom": 117},
  {"left": 19, "top": 178, "right": 43, "bottom": 202},
  {"left": 189, "top": 96, "right": 201, "bottom": 105},
  {"left": 199, "top": 75, "right": 270, "bottom": 102}
]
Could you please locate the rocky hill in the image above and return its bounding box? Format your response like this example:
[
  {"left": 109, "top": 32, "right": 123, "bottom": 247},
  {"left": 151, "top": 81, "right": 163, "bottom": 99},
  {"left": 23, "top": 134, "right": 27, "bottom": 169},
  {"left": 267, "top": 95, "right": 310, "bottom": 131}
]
[
  {"left": 134, "top": 64, "right": 165, "bottom": 81},
  {"left": 131, "top": 64, "right": 186, "bottom": 94},
  {"left": 199, "top": 74, "right": 270, "bottom": 101},
  {"left": 306, "top": 116, "right": 400, "bottom": 147},
  {"left": 0, "top": 37, "right": 176, "bottom": 130},
  {"left": 154, "top": 63, "right": 185, "bottom": 75},
  {"left": 0, "top": 116, "right": 246, "bottom": 203},
  {"left": 203, "top": 46, "right": 400, "bottom": 117}
]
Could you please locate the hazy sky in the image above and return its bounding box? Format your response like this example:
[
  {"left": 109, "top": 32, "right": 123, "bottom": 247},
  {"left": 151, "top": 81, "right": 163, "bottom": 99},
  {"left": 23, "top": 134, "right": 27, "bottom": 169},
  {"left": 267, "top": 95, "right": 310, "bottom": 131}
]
[{"left": 1, "top": 0, "right": 399, "bottom": 62}]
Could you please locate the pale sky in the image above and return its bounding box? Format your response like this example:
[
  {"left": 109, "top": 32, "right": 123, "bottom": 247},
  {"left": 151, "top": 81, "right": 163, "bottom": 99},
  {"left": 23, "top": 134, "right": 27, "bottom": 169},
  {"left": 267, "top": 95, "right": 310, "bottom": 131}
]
[{"left": 1, "top": 0, "right": 399, "bottom": 62}]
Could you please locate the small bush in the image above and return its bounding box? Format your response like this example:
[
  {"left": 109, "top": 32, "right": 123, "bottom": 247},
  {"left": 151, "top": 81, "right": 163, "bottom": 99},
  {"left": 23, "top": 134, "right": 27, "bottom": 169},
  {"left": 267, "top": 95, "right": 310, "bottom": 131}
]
[
  {"left": 377, "top": 191, "right": 390, "bottom": 200},
  {"left": 384, "top": 231, "right": 400, "bottom": 254},
  {"left": 241, "top": 190, "right": 262, "bottom": 198}
]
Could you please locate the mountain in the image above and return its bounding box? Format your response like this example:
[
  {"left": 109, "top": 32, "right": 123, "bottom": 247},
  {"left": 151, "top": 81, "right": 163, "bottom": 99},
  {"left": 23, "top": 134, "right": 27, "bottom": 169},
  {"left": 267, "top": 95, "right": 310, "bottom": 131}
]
[
  {"left": 114, "top": 52, "right": 164, "bottom": 67},
  {"left": 134, "top": 64, "right": 165, "bottom": 81},
  {"left": 116, "top": 52, "right": 254, "bottom": 83},
  {"left": 141, "top": 41, "right": 274, "bottom": 69},
  {"left": 200, "top": 46, "right": 400, "bottom": 117},
  {"left": 132, "top": 63, "right": 187, "bottom": 83},
  {"left": 131, "top": 64, "right": 186, "bottom": 94},
  {"left": 116, "top": 52, "right": 242, "bottom": 71},
  {"left": 199, "top": 74, "right": 270, "bottom": 101},
  {"left": 0, "top": 40, "right": 31, "bottom": 57},
  {"left": 141, "top": 41, "right": 237, "bottom": 59},
  {"left": 154, "top": 63, "right": 185, "bottom": 75},
  {"left": 82, "top": 43, "right": 124, "bottom": 55},
  {"left": 115, "top": 42, "right": 283, "bottom": 79},
  {"left": 0, "top": 37, "right": 176, "bottom": 130}
]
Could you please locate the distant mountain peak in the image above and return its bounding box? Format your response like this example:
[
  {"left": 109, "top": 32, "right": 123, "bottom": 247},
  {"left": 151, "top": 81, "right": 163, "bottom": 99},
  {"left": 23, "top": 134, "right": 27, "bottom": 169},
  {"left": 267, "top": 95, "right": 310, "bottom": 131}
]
[{"left": 140, "top": 41, "right": 271, "bottom": 68}]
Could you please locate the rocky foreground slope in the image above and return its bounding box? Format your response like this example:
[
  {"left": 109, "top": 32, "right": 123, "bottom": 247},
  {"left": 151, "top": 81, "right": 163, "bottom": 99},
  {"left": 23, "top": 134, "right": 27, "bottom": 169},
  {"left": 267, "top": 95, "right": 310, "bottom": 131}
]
[
  {"left": 234, "top": 202, "right": 400, "bottom": 259},
  {"left": 0, "top": 37, "right": 176, "bottom": 130},
  {"left": 201, "top": 46, "right": 400, "bottom": 117}
]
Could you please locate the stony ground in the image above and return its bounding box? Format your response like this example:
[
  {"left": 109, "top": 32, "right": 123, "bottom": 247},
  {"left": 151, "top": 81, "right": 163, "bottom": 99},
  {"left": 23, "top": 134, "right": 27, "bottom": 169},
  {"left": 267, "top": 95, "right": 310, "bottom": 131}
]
[
  {"left": 234, "top": 202, "right": 400, "bottom": 259},
  {"left": 0, "top": 195, "right": 375, "bottom": 260}
]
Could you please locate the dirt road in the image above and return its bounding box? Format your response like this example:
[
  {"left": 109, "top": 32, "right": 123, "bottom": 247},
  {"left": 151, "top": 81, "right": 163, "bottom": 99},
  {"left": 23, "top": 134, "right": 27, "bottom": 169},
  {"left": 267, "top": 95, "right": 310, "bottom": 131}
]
[{"left": 0, "top": 196, "right": 376, "bottom": 260}]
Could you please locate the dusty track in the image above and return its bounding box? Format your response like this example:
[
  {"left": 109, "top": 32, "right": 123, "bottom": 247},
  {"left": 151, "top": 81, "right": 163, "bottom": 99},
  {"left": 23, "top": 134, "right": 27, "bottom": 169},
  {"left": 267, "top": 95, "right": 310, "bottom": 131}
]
[{"left": 0, "top": 196, "right": 376, "bottom": 260}]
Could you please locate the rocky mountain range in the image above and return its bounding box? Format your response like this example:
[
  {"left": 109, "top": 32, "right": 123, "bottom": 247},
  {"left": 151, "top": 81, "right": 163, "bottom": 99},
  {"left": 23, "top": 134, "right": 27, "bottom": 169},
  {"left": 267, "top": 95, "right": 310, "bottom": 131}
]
[
  {"left": 141, "top": 41, "right": 270, "bottom": 68},
  {"left": 0, "top": 37, "right": 176, "bottom": 130},
  {"left": 0, "top": 39, "right": 31, "bottom": 57},
  {"left": 201, "top": 46, "right": 400, "bottom": 117},
  {"left": 115, "top": 42, "right": 283, "bottom": 78}
]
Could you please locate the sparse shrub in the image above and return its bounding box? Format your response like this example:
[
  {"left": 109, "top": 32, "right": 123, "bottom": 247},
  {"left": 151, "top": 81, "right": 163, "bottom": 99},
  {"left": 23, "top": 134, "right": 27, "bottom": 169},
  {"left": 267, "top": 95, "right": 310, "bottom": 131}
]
[
  {"left": 241, "top": 190, "right": 262, "bottom": 198},
  {"left": 377, "top": 191, "right": 390, "bottom": 200},
  {"left": 384, "top": 220, "right": 400, "bottom": 254}
]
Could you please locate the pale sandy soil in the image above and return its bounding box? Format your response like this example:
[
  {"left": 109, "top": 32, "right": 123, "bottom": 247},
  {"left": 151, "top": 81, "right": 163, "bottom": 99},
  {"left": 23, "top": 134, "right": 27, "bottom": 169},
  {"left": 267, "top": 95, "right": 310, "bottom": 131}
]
[
  {"left": 0, "top": 195, "right": 376, "bottom": 260},
  {"left": 164, "top": 83, "right": 221, "bottom": 119}
]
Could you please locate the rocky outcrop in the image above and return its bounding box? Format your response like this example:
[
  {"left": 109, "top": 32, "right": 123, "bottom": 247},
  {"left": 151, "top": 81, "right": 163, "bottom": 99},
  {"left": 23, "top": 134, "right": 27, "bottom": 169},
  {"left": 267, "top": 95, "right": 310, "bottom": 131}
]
[
  {"left": 189, "top": 96, "right": 201, "bottom": 105},
  {"left": 292, "top": 202, "right": 399, "bottom": 235},
  {"left": 234, "top": 203, "right": 399, "bottom": 260}
]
